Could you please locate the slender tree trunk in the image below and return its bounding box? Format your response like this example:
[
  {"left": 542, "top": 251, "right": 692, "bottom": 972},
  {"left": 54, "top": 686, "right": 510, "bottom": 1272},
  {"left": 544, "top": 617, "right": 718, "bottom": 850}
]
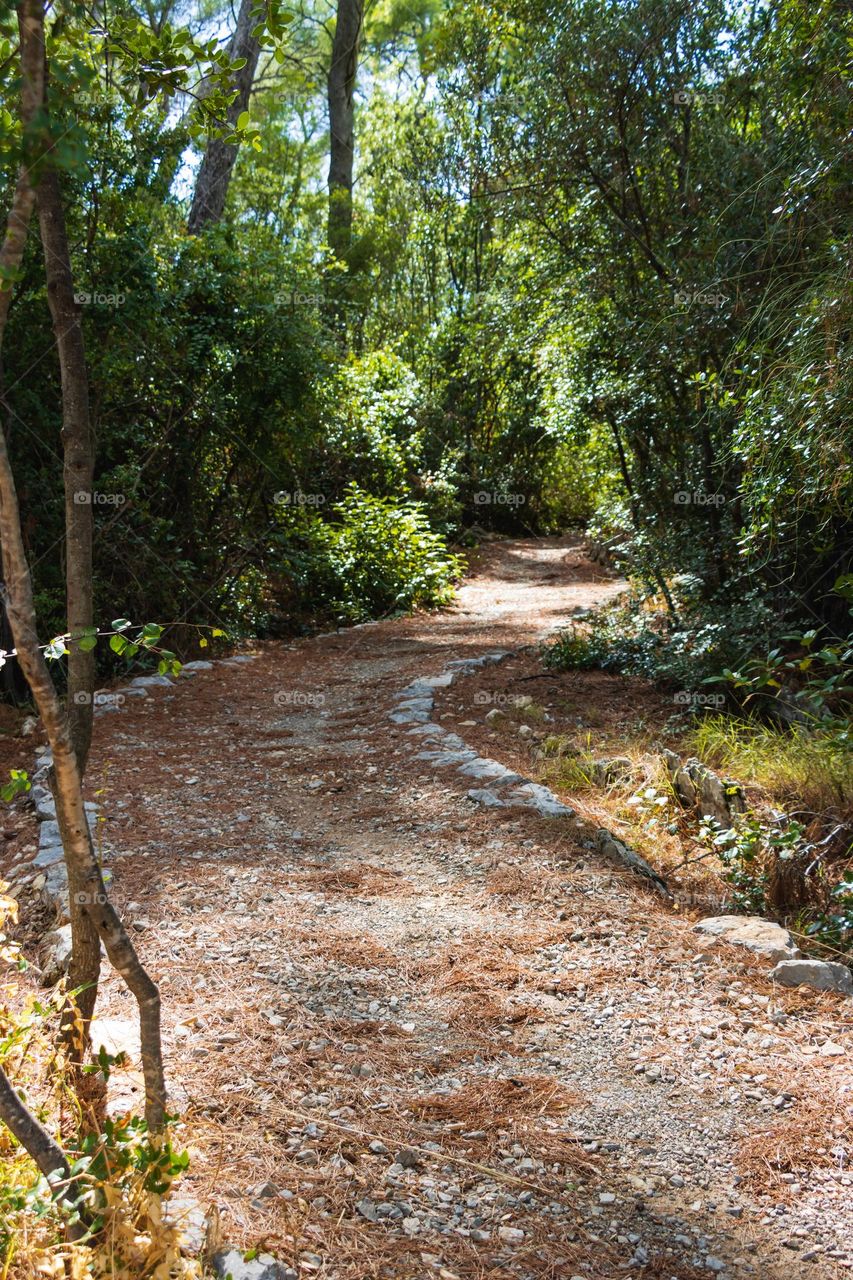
[
  {"left": 0, "top": 0, "right": 85, "bottom": 1203},
  {"left": 187, "top": 0, "right": 262, "bottom": 233},
  {"left": 0, "top": 0, "right": 166, "bottom": 1138},
  {"left": 36, "top": 164, "right": 102, "bottom": 1054},
  {"left": 325, "top": 0, "right": 363, "bottom": 331},
  {"left": 0, "top": 449, "right": 167, "bottom": 1133},
  {"left": 37, "top": 170, "right": 95, "bottom": 771}
]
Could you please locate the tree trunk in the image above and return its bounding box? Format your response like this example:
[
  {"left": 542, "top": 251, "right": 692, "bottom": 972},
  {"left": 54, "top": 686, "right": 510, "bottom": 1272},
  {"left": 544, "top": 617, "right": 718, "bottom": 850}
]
[
  {"left": 0, "top": 448, "right": 168, "bottom": 1132},
  {"left": 187, "top": 0, "right": 262, "bottom": 233},
  {"left": 325, "top": 0, "right": 363, "bottom": 330},
  {"left": 37, "top": 170, "right": 95, "bottom": 771},
  {"left": 36, "top": 164, "right": 102, "bottom": 1054},
  {"left": 0, "top": 0, "right": 167, "bottom": 1139}
]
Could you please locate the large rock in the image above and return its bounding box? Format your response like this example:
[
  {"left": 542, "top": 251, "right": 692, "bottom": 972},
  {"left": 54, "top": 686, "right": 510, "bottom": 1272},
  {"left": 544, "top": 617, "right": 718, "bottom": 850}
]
[
  {"left": 664, "top": 751, "right": 745, "bottom": 828},
  {"left": 769, "top": 959, "right": 853, "bottom": 996},
  {"left": 694, "top": 915, "right": 800, "bottom": 962},
  {"left": 213, "top": 1250, "right": 297, "bottom": 1280}
]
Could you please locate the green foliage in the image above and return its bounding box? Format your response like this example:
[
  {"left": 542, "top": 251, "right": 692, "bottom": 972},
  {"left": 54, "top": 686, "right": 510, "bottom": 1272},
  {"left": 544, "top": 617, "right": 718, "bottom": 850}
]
[
  {"left": 698, "top": 815, "right": 772, "bottom": 916},
  {"left": 279, "top": 485, "right": 462, "bottom": 624},
  {"left": 0, "top": 771, "right": 29, "bottom": 805},
  {"left": 543, "top": 584, "right": 784, "bottom": 692}
]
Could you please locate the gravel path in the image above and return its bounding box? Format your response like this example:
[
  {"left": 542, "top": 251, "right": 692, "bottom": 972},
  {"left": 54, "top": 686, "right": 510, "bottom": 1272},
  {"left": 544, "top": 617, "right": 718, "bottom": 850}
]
[{"left": 82, "top": 537, "right": 851, "bottom": 1280}]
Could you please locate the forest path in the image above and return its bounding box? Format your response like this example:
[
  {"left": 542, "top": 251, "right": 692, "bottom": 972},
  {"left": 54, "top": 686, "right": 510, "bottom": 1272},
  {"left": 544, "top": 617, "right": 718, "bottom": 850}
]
[{"left": 86, "top": 538, "right": 848, "bottom": 1280}]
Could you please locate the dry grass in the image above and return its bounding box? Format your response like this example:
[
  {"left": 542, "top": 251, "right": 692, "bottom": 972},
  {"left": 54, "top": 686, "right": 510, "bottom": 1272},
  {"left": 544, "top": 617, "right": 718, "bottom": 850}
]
[
  {"left": 739, "top": 1093, "right": 852, "bottom": 1193},
  {"left": 410, "top": 1075, "right": 578, "bottom": 1126},
  {"left": 296, "top": 862, "right": 415, "bottom": 897}
]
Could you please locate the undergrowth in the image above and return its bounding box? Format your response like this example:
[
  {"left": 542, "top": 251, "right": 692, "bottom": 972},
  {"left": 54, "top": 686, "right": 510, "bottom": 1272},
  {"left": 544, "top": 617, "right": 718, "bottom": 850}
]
[{"left": 0, "top": 881, "right": 197, "bottom": 1279}]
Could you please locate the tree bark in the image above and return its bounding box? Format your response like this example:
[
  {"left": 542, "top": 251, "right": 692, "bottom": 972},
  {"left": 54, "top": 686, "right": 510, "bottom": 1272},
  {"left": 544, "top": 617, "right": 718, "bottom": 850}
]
[
  {"left": 325, "top": 0, "right": 363, "bottom": 330},
  {"left": 0, "top": 444, "right": 167, "bottom": 1132},
  {"left": 187, "top": 0, "right": 262, "bottom": 233},
  {"left": 37, "top": 170, "right": 95, "bottom": 772},
  {"left": 0, "top": 0, "right": 166, "bottom": 1138},
  {"left": 0, "top": 0, "right": 85, "bottom": 1207},
  {"left": 36, "top": 162, "right": 102, "bottom": 1053}
]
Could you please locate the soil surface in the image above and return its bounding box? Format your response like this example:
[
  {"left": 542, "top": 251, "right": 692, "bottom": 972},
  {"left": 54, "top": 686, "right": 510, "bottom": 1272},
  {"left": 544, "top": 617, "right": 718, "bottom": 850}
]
[{"left": 8, "top": 538, "right": 853, "bottom": 1279}]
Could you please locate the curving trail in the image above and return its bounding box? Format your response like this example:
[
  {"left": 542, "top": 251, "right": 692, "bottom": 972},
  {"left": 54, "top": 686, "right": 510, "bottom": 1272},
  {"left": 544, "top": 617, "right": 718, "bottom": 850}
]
[{"left": 83, "top": 538, "right": 850, "bottom": 1280}]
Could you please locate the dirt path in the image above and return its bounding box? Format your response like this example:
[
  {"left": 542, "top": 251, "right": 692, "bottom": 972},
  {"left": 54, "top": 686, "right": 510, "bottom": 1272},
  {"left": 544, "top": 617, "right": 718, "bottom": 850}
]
[{"left": 81, "top": 538, "right": 850, "bottom": 1279}]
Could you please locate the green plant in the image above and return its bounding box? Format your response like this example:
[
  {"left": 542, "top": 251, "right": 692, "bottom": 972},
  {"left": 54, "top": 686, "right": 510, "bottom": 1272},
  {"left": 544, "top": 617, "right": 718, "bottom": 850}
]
[
  {"left": 808, "top": 870, "right": 853, "bottom": 954},
  {"left": 691, "top": 715, "right": 853, "bottom": 814},
  {"left": 698, "top": 815, "right": 772, "bottom": 914}
]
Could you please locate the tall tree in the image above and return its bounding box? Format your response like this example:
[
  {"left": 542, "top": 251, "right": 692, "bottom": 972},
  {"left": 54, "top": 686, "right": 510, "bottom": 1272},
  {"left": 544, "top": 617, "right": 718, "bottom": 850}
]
[
  {"left": 188, "top": 0, "right": 263, "bottom": 232},
  {"left": 325, "top": 0, "right": 363, "bottom": 328}
]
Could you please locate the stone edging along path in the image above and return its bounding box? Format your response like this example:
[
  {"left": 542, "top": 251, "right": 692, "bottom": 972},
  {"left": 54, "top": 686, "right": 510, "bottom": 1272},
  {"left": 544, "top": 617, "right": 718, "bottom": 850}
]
[
  {"left": 389, "top": 650, "right": 853, "bottom": 999},
  {"left": 25, "top": 657, "right": 260, "bottom": 972},
  {"left": 388, "top": 648, "right": 673, "bottom": 898}
]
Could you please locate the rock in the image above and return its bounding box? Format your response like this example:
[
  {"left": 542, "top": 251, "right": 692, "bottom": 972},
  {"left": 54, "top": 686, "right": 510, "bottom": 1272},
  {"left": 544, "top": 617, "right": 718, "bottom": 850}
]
[
  {"left": 485, "top": 708, "right": 506, "bottom": 723},
  {"left": 591, "top": 756, "right": 634, "bottom": 786},
  {"left": 459, "top": 757, "right": 516, "bottom": 781},
  {"left": 213, "top": 1249, "right": 297, "bottom": 1280},
  {"left": 664, "top": 752, "right": 744, "bottom": 828},
  {"left": 181, "top": 660, "right": 214, "bottom": 672},
  {"left": 164, "top": 1193, "right": 207, "bottom": 1253},
  {"left": 31, "top": 785, "right": 56, "bottom": 820},
  {"left": 90, "top": 1016, "right": 141, "bottom": 1062},
  {"left": 695, "top": 916, "right": 800, "bottom": 962},
  {"left": 768, "top": 959, "right": 853, "bottom": 996},
  {"left": 517, "top": 724, "right": 533, "bottom": 738},
  {"left": 130, "top": 674, "right": 174, "bottom": 688},
  {"left": 39, "top": 924, "right": 73, "bottom": 986},
  {"left": 595, "top": 828, "right": 671, "bottom": 897},
  {"left": 467, "top": 788, "right": 508, "bottom": 808},
  {"left": 498, "top": 1226, "right": 524, "bottom": 1244}
]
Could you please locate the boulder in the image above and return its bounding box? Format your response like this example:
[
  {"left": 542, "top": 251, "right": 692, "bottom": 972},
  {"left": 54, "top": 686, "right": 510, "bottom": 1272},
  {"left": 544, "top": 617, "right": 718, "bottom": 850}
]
[
  {"left": 694, "top": 915, "right": 800, "bottom": 963},
  {"left": 769, "top": 959, "right": 853, "bottom": 996}
]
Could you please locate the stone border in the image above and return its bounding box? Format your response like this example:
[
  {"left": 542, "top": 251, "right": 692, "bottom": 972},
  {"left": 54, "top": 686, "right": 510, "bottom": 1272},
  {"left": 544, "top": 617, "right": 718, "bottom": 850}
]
[
  {"left": 16, "top": 656, "right": 260, "bottom": 972},
  {"left": 388, "top": 650, "right": 672, "bottom": 898}
]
